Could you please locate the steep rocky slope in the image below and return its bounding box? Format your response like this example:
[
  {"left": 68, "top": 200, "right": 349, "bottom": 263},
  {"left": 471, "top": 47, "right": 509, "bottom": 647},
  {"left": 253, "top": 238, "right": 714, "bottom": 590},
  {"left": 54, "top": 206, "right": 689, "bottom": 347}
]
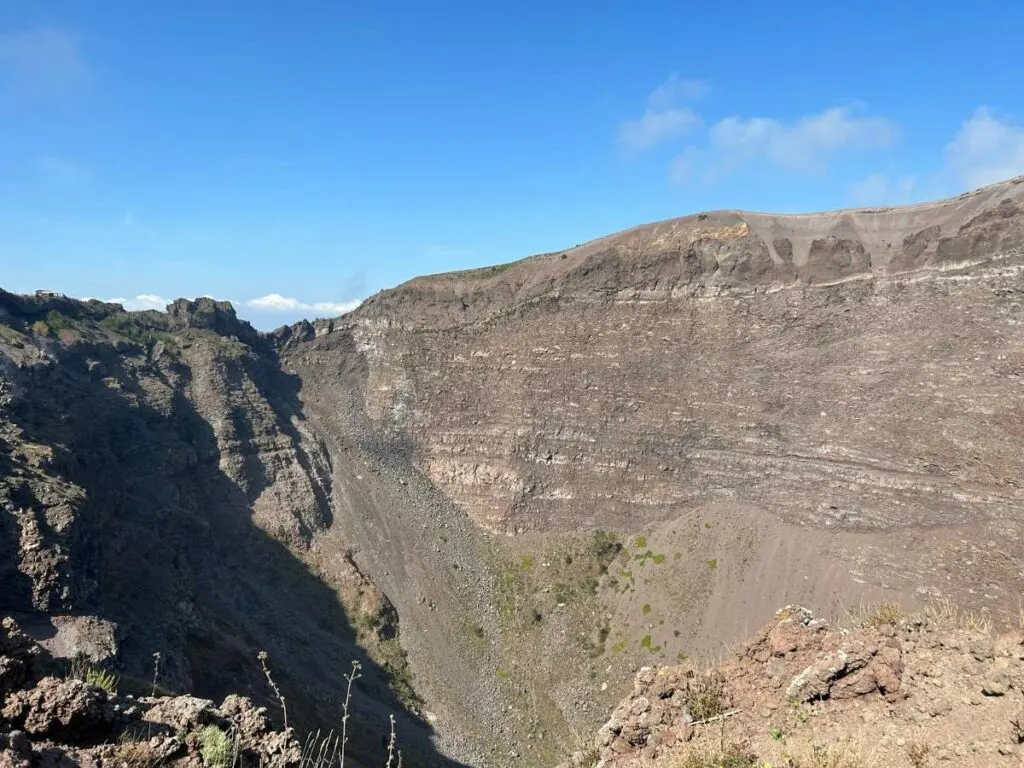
[
  {"left": 0, "top": 294, "right": 445, "bottom": 767},
  {"left": 2, "top": 176, "right": 1024, "bottom": 767}
]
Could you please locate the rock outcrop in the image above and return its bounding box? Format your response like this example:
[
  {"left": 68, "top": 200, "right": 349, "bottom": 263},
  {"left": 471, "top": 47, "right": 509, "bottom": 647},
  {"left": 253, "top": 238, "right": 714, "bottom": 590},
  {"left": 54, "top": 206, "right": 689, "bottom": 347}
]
[
  {"left": 0, "top": 617, "right": 305, "bottom": 767},
  {"left": 572, "top": 606, "right": 1024, "bottom": 767}
]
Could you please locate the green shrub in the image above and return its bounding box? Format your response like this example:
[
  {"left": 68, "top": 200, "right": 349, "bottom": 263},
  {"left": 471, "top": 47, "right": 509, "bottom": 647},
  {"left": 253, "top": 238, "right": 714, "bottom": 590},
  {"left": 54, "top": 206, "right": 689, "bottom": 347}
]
[
  {"left": 554, "top": 583, "right": 575, "bottom": 604},
  {"left": 86, "top": 667, "right": 119, "bottom": 695},
  {"left": 197, "top": 725, "right": 231, "bottom": 768},
  {"left": 590, "top": 531, "right": 622, "bottom": 574},
  {"left": 44, "top": 310, "right": 73, "bottom": 333},
  {"left": 99, "top": 313, "right": 172, "bottom": 346},
  {"left": 67, "top": 654, "right": 119, "bottom": 695}
]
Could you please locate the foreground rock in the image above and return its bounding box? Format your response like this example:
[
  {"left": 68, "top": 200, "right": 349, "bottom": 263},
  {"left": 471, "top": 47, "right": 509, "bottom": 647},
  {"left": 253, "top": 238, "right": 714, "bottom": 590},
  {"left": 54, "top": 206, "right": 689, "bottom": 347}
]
[
  {"left": 568, "top": 606, "right": 1024, "bottom": 768},
  {"left": 0, "top": 618, "right": 304, "bottom": 768}
]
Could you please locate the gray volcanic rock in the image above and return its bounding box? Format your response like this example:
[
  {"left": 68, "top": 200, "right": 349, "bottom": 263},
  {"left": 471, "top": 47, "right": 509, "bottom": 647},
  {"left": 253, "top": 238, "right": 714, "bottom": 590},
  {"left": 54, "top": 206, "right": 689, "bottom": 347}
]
[
  {"left": 166, "top": 297, "right": 262, "bottom": 345},
  {"left": 0, "top": 619, "right": 41, "bottom": 696},
  {"left": 2, "top": 176, "right": 1024, "bottom": 768},
  {"left": 334, "top": 177, "right": 1024, "bottom": 546}
]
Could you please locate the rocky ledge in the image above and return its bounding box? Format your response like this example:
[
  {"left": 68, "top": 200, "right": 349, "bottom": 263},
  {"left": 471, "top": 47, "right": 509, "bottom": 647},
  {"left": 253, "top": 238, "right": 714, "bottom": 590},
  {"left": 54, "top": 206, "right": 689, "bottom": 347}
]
[
  {"left": 565, "top": 605, "right": 1024, "bottom": 768},
  {"left": 0, "top": 617, "right": 308, "bottom": 768}
]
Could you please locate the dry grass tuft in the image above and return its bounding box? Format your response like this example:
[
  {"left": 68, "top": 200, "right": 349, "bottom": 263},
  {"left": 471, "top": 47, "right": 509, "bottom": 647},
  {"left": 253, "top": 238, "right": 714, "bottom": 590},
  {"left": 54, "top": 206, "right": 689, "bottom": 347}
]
[
  {"left": 684, "top": 671, "right": 728, "bottom": 721},
  {"left": 675, "top": 743, "right": 759, "bottom": 768},
  {"left": 111, "top": 738, "right": 163, "bottom": 768},
  {"left": 921, "top": 598, "right": 993, "bottom": 634},
  {"left": 906, "top": 740, "right": 931, "bottom": 768},
  {"left": 777, "top": 738, "right": 881, "bottom": 768},
  {"left": 299, "top": 729, "right": 341, "bottom": 768},
  {"left": 843, "top": 600, "right": 906, "bottom": 630}
]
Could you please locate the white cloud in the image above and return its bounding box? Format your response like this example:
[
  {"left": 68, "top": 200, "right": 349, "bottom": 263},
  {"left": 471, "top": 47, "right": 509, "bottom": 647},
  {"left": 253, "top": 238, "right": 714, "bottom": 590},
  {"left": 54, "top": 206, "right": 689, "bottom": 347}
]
[
  {"left": 944, "top": 107, "right": 1024, "bottom": 189},
  {"left": 101, "top": 294, "right": 171, "bottom": 311},
  {"left": 246, "top": 294, "right": 362, "bottom": 316},
  {"left": 0, "top": 29, "right": 88, "bottom": 103},
  {"left": 647, "top": 73, "right": 707, "bottom": 109},
  {"left": 709, "top": 106, "right": 898, "bottom": 175},
  {"left": 620, "top": 108, "right": 700, "bottom": 152},
  {"left": 619, "top": 74, "right": 705, "bottom": 152},
  {"left": 39, "top": 156, "right": 89, "bottom": 185},
  {"left": 622, "top": 79, "right": 896, "bottom": 179},
  {"left": 849, "top": 173, "right": 916, "bottom": 206}
]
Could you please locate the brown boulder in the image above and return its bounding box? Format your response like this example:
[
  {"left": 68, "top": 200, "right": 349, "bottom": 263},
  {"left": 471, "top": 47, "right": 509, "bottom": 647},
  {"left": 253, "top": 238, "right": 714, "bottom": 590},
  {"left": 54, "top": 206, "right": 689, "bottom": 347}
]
[
  {"left": 141, "top": 695, "right": 220, "bottom": 732},
  {"left": 788, "top": 635, "right": 904, "bottom": 703},
  {"left": 1, "top": 678, "right": 114, "bottom": 743}
]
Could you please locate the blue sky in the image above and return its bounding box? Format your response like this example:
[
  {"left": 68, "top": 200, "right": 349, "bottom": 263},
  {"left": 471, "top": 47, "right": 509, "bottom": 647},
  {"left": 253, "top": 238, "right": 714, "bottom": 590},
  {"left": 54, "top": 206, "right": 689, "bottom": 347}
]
[{"left": 2, "top": 1, "right": 1023, "bottom": 329}]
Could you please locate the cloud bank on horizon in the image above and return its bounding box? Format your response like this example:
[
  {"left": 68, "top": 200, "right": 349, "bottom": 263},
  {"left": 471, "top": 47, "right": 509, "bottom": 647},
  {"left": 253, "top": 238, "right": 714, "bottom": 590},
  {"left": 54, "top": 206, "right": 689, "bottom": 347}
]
[
  {"left": 619, "top": 74, "right": 1024, "bottom": 206},
  {"left": 245, "top": 293, "right": 362, "bottom": 316}
]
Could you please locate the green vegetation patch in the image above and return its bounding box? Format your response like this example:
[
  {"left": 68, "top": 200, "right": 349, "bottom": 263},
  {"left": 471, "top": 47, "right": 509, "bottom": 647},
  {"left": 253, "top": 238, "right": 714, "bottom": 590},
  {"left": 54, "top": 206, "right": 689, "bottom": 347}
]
[
  {"left": 86, "top": 667, "right": 119, "bottom": 695},
  {"left": 678, "top": 746, "right": 759, "bottom": 768},
  {"left": 197, "top": 725, "right": 230, "bottom": 768},
  {"left": 44, "top": 310, "right": 74, "bottom": 333},
  {"left": 99, "top": 313, "right": 173, "bottom": 346},
  {"left": 590, "top": 530, "right": 622, "bottom": 574}
]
